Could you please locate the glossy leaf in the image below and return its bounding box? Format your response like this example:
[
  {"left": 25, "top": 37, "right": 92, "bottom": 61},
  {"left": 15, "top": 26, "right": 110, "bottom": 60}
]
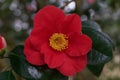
[
  {"left": 82, "top": 20, "right": 114, "bottom": 49},
  {"left": 83, "top": 27, "right": 113, "bottom": 64},
  {"left": 87, "top": 49, "right": 111, "bottom": 65},
  {"left": 0, "top": 71, "right": 16, "bottom": 80},
  {"left": 9, "top": 46, "right": 41, "bottom": 80},
  {"left": 82, "top": 20, "right": 115, "bottom": 49},
  {"left": 82, "top": 20, "right": 102, "bottom": 32},
  {"left": 82, "top": 27, "right": 113, "bottom": 76},
  {"left": 87, "top": 64, "right": 104, "bottom": 77},
  {"left": 38, "top": 65, "right": 68, "bottom": 80},
  {"left": 9, "top": 45, "right": 68, "bottom": 80}
]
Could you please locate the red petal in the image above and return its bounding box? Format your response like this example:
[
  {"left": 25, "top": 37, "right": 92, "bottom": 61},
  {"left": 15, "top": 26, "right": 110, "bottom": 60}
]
[
  {"left": 41, "top": 43, "right": 65, "bottom": 68},
  {"left": 24, "top": 38, "right": 45, "bottom": 66},
  {"left": 59, "top": 14, "right": 82, "bottom": 34},
  {"left": 30, "top": 6, "right": 66, "bottom": 52},
  {"left": 0, "top": 35, "right": 6, "bottom": 49},
  {"left": 66, "top": 33, "right": 92, "bottom": 57},
  {"left": 57, "top": 55, "right": 87, "bottom": 76},
  {"left": 34, "top": 5, "right": 65, "bottom": 32},
  {"left": 30, "top": 28, "right": 52, "bottom": 50},
  {"left": 0, "top": 35, "right": 4, "bottom": 49}
]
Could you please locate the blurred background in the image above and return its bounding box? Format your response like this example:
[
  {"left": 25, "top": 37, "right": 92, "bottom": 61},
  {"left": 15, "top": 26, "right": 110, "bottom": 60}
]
[{"left": 0, "top": 0, "right": 120, "bottom": 80}]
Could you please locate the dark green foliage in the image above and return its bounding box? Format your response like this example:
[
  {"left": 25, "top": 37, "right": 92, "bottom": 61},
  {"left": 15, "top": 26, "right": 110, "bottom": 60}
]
[
  {"left": 87, "top": 64, "right": 104, "bottom": 76},
  {"left": 0, "top": 0, "right": 119, "bottom": 79},
  {"left": 9, "top": 45, "right": 68, "bottom": 80},
  {"left": 0, "top": 71, "right": 16, "bottom": 80},
  {"left": 82, "top": 21, "right": 113, "bottom": 76}
]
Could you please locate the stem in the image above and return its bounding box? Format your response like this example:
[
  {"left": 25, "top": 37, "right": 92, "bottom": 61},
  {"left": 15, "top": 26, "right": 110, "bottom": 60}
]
[
  {"left": 0, "top": 56, "right": 9, "bottom": 59},
  {"left": 68, "top": 76, "right": 74, "bottom": 80},
  {"left": 74, "top": 0, "right": 83, "bottom": 15},
  {"left": 3, "top": 56, "right": 9, "bottom": 58}
]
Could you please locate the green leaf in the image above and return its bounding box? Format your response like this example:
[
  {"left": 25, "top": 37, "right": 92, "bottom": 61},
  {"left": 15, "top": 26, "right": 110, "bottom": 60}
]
[
  {"left": 82, "top": 27, "right": 113, "bottom": 76},
  {"left": 87, "top": 49, "right": 111, "bottom": 65},
  {"left": 9, "top": 45, "right": 43, "bottom": 80},
  {"left": 87, "top": 64, "right": 104, "bottom": 77},
  {"left": 39, "top": 66, "right": 68, "bottom": 80},
  {"left": 9, "top": 45, "right": 68, "bottom": 80},
  {"left": 82, "top": 20, "right": 102, "bottom": 32},
  {"left": 0, "top": 71, "right": 16, "bottom": 80},
  {"left": 0, "top": 49, "right": 6, "bottom": 58},
  {"left": 83, "top": 27, "right": 113, "bottom": 64},
  {"left": 82, "top": 20, "right": 114, "bottom": 49}
]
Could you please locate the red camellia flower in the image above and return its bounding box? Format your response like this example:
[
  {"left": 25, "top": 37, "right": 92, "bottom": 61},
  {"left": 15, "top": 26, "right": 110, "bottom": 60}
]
[
  {"left": 0, "top": 35, "right": 6, "bottom": 50},
  {"left": 24, "top": 6, "right": 92, "bottom": 76}
]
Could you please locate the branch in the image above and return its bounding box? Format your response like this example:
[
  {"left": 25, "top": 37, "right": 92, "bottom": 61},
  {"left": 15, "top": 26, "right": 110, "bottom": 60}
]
[
  {"left": 74, "top": 0, "right": 83, "bottom": 15},
  {"left": 61, "top": 0, "right": 74, "bottom": 9}
]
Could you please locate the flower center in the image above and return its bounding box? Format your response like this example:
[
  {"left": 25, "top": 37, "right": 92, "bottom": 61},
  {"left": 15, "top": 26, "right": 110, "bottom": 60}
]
[{"left": 49, "top": 33, "right": 68, "bottom": 51}]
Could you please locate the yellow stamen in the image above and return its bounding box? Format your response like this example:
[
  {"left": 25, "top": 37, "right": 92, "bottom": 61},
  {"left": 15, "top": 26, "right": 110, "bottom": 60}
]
[{"left": 49, "top": 33, "right": 68, "bottom": 51}]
